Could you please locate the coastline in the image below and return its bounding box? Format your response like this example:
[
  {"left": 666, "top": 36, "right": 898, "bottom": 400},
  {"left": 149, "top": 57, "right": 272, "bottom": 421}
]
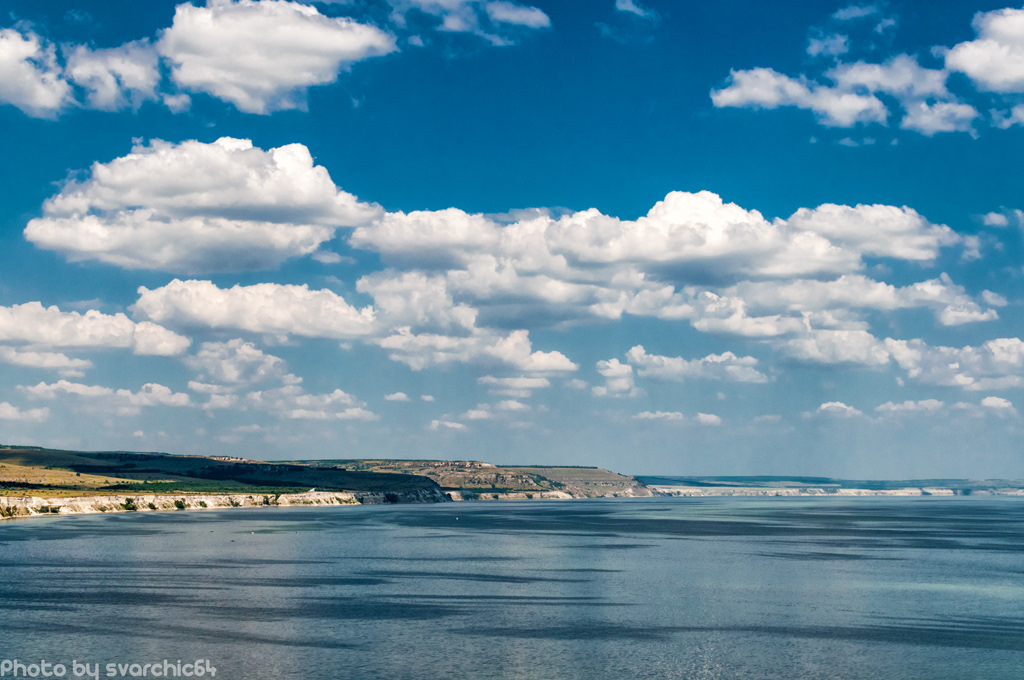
[
  {"left": 650, "top": 485, "right": 1024, "bottom": 497},
  {"left": 0, "top": 487, "right": 447, "bottom": 521}
]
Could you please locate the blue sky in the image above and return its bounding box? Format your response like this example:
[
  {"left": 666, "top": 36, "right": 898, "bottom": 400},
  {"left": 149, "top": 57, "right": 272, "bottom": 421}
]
[{"left": 2, "top": 0, "right": 1024, "bottom": 478}]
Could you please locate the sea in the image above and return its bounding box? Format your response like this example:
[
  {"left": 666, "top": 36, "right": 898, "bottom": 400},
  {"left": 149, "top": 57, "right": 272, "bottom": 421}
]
[{"left": 0, "top": 496, "right": 1021, "bottom": 680}]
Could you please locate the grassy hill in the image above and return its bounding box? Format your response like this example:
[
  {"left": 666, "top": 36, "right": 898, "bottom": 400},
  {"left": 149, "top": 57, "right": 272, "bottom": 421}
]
[
  {"left": 0, "top": 446, "right": 440, "bottom": 497},
  {"left": 293, "top": 459, "right": 654, "bottom": 498}
]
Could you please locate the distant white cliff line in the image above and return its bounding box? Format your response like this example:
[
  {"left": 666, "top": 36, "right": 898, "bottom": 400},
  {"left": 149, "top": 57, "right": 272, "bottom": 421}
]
[
  {"left": 650, "top": 486, "right": 1024, "bottom": 497},
  {"left": 0, "top": 488, "right": 446, "bottom": 520}
]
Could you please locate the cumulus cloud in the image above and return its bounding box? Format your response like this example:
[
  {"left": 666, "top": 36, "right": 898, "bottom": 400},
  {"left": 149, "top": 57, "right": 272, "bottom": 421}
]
[
  {"left": 592, "top": 358, "right": 637, "bottom": 397},
  {"left": 711, "top": 67, "right": 888, "bottom": 127},
  {"left": 134, "top": 279, "right": 377, "bottom": 339},
  {"left": 0, "top": 402, "right": 50, "bottom": 422},
  {"left": 430, "top": 419, "right": 466, "bottom": 430},
  {"left": 624, "top": 345, "right": 769, "bottom": 383},
  {"left": 21, "top": 380, "right": 191, "bottom": 415},
  {"left": 980, "top": 395, "right": 1015, "bottom": 411},
  {"left": 786, "top": 203, "right": 959, "bottom": 261},
  {"left": 885, "top": 337, "right": 1024, "bottom": 390},
  {"left": 0, "top": 28, "right": 71, "bottom": 116},
  {"left": 357, "top": 271, "right": 477, "bottom": 332},
  {"left": 815, "top": 401, "right": 864, "bottom": 417},
  {"left": 158, "top": 0, "right": 396, "bottom": 114},
  {"left": 477, "top": 375, "right": 550, "bottom": 397},
  {"left": 186, "top": 339, "right": 299, "bottom": 386},
  {"left": 384, "top": 392, "right": 410, "bottom": 401},
  {"left": 0, "top": 346, "right": 92, "bottom": 377},
  {"left": 785, "top": 329, "right": 892, "bottom": 366},
  {"left": 633, "top": 410, "right": 721, "bottom": 425},
  {"left": 462, "top": 399, "right": 530, "bottom": 421},
  {"left": 808, "top": 33, "right": 849, "bottom": 58},
  {"left": 946, "top": 8, "right": 1024, "bottom": 93},
  {"left": 65, "top": 40, "right": 160, "bottom": 110},
  {"left": 633, "top": 410, "right": 685, "bottom": 421},
  {"left": 712, "top": 29, "right": 985, "bottom": 135},
  {"left": 247, "top": 384, "right": 375, "bottom": 420},
  {"left": 875, "top": 398, "right": 945, "bottom": 414},
  {"left": 376, "top": 327, "right": 576, "bottom": 372},
  {"left": 0, "top": 302, "right": 189, "bottom": 356},
  {"left": 726, "top": 273, "right": 989, "bottom": 322},
  {"left": 26, "top": 137, "right": 380, "bottom": 273},
  {"left": 696, "top": 412, "right": 722, "bottom": 425},
  {"left": 351, "top": 208, "right": 501, "bottom": 267}
]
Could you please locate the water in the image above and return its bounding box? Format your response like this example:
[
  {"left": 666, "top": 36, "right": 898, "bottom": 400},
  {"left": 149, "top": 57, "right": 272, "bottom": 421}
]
[{"left": 0, "top": 497, "right": 1021, "bottom": 679}]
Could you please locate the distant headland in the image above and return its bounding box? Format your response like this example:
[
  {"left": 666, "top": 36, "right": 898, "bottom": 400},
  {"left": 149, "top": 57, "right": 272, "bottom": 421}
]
[{"left": 0, "top": 445, "right": 652, "bottom": 519}]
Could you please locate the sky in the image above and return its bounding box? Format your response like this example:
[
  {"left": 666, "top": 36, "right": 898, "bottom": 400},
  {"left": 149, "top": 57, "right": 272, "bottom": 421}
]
[{"left": 2, "top": 0, "right": 1024, "bottom": 478}]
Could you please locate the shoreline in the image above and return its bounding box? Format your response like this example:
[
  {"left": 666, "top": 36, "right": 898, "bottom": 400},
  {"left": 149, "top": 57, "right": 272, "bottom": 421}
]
[
  {"left": 650, "top": 485, "right": 1024, "bottom": 497},
  {"left": 0, "top": 487, "right": 446, "bottom": 521}
]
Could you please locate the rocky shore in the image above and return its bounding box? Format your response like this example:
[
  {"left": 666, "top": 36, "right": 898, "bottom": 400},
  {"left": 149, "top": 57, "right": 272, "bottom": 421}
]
[{"left": 0, "top": 486, "right": 449, "bottom": 520}]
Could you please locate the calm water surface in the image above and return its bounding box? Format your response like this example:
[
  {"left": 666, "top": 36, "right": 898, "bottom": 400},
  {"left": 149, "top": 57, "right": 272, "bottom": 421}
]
[{"left": 0, "top": 497, "right": 1021, "bottom": 679}]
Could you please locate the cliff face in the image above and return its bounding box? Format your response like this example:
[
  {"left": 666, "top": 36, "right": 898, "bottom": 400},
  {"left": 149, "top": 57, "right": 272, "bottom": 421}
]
[{"left": 0, "top": 486, "right": 450, "bottom": 520}]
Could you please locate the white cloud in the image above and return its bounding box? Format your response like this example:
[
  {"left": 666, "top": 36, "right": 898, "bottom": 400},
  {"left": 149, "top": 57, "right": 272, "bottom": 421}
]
[
  {"left": 816, "top": 401, "right": 863, "bottom": 417},
  {"left": 875, "top": 398, "right": 945, "bottom": 414},
  {"left": 376, "top": 327, "right": 576, "bottom": 372},
  {"left": 247, "top": 384, "right": 375, "bottom": 420},
  {"left": 634, "top": 410, "right": 685, "bottom": 421},
  {"left": 389, "top": 0, "right": 549, "bottom": 45},
  {"left": 808, "top": 33, "right": 849, "bottom": 58},
  {"left": 937, "top": 303, "right": 998, "bottom": 326},
  {"left": 832, "top": 5, "right": 879, "bottom": 21},
  {"left": 827, "top": 56, "right": 949, "bottom": 101},
  {"left": 385, "top": 392, "right": 410, "bottom": 401},
  {"left": 713, "top": 51, "right": 978, "bottom": 136},
  {"left": 462, "top": 399, "right": 530, "bottom": 421},
  {"left": 0, "top": 402, "right": 50, "bottom": 422},
  {"left": 158, "top": 0, "right": 396, "bottom": 114},
  {"left": 351, "top": 208, "right": 501, "bottom": 267},
  {"left": 0, "top": 28, "right": 70, "bottom": 117},
  {"left": 615, "top": 0, "right": 657, "bottom": 21},
  {"left": 0, "top": 302, "right": 189, "bottom": 356},
  {"left": 592, "top": 358, "right": 637, "bottom": 397},
  {"left": 725, "top": 273, "right": 997, "bottom": 327},
  {"left": 885, "top": 337, "right": 1024, "bottom": 390},
  {"left": 900, "top": 100, "right": 979, "bottom": 135},
  {"left": 357, "top": 271, "right": 477, "bottom": 332},
  {"left": 65, "top": 40, "right": 160, "bottom": 110},
  {"left": 633, "top": 410, "right": 721, "bottom": 425},
  {"left": 0, "top": 346, "right": 92, "bottom": 377},
  {"left": 946, "top": 8, "right": 1024, "bottom": 93},
  {"left": 981, "top": 395, "right": 1015, "bottom": 411},
  {"left": 186, "top": 339, "right": 298, "bottom": 385},
  {"left": 784, "top": 329, "right": 891, "bottom": 366},
  {"left": 26, "top": 137, "right": 380, "bottom": 273},
  {"left": 785, "top": 203, "right": 959, "bottom": 261},
  {"left": 545, "top": 191, "right": 861, "bottom": 278},
  {"left": 430, "top": 419, "right": 466, "bottom": 430},
  {"left": 478, "top": 375, "right": 550, "bottom": 397},
  {"left": 485, "top": 2, "right": 550, "bottom": 28},
  {"left": 134, "top": 279, "right": 377, "bottom": 339},
  {"left": 711, "top": 67, "right": 888, "bottom": 127},
  {"left": 624, "top": 345, "right": 769, "bottom": 383},
  {"left": 21, "top": 380, "right": 191, "bottom": 415}
]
